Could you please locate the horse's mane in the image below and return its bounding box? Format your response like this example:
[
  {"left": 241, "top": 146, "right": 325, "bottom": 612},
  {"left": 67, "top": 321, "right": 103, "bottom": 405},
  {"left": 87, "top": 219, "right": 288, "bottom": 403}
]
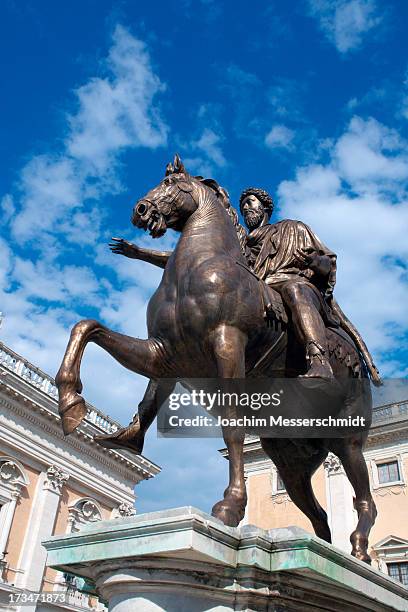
[
  {"left": 166, "top": 156, "right": 248, "bottom": 258},
  {"left": 197, "top": 177, "right": 248, "bottom": 259}
]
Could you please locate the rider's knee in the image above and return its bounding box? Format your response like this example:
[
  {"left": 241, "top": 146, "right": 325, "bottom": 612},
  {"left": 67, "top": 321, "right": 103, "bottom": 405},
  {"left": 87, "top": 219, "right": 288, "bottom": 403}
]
[{"left": 280, "top": 281, "right": 307, "bottom": 305}]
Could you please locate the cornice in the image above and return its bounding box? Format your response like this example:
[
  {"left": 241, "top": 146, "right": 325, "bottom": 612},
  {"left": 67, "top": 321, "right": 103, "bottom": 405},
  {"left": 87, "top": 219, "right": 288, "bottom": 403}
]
[
  {"left": 0, "top": 416, "right": 135, "bottom": 504},
  {"left": 366, "top": 428, "right": 408, "bottom": 448},
  {"left": 239, "top": 416, "right": 408, "bottom": 459},
  {"left": 0, "top": 395, "right": 157, "bottom": 505},
  {"left": 0, "top": 379, "right": 159, "bottom": 481}
]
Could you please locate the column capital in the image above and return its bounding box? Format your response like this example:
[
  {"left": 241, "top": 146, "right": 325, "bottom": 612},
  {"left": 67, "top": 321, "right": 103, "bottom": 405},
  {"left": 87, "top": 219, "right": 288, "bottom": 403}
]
[
  {"left": 43, "top": 465, "right": 69, "bottom": 495},
  {"left": 323, "top": 453, "right": 344, "bottom": 475},
  {"left": 116, "top": 502, "right": 136, "bottom": 518}
]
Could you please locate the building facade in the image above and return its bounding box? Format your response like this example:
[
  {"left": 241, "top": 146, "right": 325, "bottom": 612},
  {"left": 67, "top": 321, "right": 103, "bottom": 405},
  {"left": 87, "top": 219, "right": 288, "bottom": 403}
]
[
  {"left": 0, "top": 341, "right": 160, "bottom": 610},
  {"left": 238, "top": 400, "right": 408, "bottom": 586}
]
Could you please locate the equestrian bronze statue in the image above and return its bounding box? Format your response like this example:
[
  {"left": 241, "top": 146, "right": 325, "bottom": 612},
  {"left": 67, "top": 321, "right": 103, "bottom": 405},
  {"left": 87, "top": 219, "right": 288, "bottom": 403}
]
[{"left": 56, "top": 155, "right": 381, "bottom": 564}]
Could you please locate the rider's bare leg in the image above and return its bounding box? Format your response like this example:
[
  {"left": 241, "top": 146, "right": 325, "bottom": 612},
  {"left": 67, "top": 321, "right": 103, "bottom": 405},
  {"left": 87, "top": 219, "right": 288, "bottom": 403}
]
[{"left": 276, "top": 281, "right": 334, "bottom": 381}]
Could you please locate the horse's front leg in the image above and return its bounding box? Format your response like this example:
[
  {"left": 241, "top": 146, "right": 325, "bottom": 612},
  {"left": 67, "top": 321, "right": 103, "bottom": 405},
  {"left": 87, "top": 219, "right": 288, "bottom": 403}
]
[
  {"left": 210, "top": 325, "right": 247, "bottom": 527},
  {"left": 56, "top": 319, "right": 164, "bottom": 435}
]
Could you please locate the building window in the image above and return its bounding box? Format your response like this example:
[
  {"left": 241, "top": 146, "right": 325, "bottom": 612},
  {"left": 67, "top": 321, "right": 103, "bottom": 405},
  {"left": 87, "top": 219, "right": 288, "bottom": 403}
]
[
  {"left": 387, "top": 562, "right": 408, "bottom": 586},
  {"left": 276, "top": 472, "right": 286, "bottom": 492},
  {"left": 377, "top": 460, "right": 401, "bottom": 484},
  {"left": 0, "top": 457, "right": 29, "bottom": 571}
]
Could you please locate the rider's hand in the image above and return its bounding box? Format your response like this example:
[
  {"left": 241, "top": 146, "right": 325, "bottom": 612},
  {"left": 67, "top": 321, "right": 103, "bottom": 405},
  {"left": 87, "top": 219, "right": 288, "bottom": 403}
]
[
  {"left": 294, "top": 247, "right": 320, "bottom": 271},
  {"left": 109, "top": 237, "right": 140, "bottom": 259}
]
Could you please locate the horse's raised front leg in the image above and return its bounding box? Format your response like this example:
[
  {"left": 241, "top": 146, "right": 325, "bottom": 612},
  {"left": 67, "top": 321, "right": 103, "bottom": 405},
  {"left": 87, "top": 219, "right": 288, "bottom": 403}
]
[
  {"left": 55, "top": 319, "right": 164, "bottom": 435},
  {"left": 210, "top": 325, "right": 247, "bottom": 527},
  {"left": 331, "top": 435, "right": 377, "bottom": 564}
]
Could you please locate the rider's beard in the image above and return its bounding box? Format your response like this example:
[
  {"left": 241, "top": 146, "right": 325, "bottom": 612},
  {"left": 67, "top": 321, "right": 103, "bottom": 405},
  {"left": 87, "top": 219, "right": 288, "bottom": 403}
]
[{"left": 245, "top": 209, "right": 264, "bottom": 229}]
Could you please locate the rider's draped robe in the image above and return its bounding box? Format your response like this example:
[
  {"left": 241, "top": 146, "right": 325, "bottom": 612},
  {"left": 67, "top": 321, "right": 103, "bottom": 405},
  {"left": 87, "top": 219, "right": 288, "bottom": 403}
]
[
  {"left": 244, "top": 219, "right": 382, "bottom": 382},
  {"left": 245, "top": 220, "right": 339, "bottom": 325}
]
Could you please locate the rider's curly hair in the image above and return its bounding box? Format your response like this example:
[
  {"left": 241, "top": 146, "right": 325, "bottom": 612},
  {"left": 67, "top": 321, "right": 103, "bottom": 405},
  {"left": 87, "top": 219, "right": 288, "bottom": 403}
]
[{"left": 239, "top": 187, "right": 274, "bottom": 219}]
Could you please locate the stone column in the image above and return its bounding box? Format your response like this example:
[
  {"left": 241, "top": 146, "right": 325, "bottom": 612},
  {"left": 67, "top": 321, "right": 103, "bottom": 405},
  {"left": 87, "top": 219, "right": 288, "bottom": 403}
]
[
  {"left": 15, "top": 465, "right": 69, "bottom": 591},
  {"left": 324, "top": 453, "right": 356, "bottom": 552}
]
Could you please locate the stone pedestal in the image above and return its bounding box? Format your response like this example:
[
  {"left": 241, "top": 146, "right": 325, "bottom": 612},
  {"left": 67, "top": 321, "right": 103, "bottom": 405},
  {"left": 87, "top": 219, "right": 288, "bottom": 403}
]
[{"left": 43, "top": 507, "right": 408, "bottom": 612}]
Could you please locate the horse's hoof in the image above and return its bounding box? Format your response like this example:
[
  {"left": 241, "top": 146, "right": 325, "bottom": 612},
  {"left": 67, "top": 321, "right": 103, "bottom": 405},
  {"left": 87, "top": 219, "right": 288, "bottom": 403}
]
[
  {"left": 351, "top": 532, "right": 371, "bottom": 564},
  {"left": 59, "top": 395, "right": 87, "bottom": 435},
  {"left": 94, "top": 425, "right": 145, "bottom": 455},
  {"left": 211, "top": 499, "right": 244, "bottom": 527},
  {"left": 352, "top": 550, "right": 372, "bottom": 564}
]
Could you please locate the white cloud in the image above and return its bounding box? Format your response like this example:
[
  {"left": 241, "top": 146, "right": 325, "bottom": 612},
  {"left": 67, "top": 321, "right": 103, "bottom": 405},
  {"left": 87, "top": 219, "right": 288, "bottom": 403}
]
[
  {"left": 184, "top": 127, "right": 226, "bottom": 176},
  {"left": 9, "top": 25, "right": 168, "bottom": 248},
  {"left": 66, "top": 25, "right": 167, "bottom": 174},
  {"left": 0, "top": 239, "right": 13, "bottom": 290},
  {"left": 334, "top": 116, "right": 408, "bottom": 190},
  {"left": 278, "top": 115, "right": 408, "bottom": 372},
  {"left": 194, "top": 128, "right": 226, "bottom": 167},
  {"left": 307, "top": 0, "right": 382, "bottom": 54},
  {"left": 265, "top": 124, "right": 295, "bottom": 150},
  {"left": 0, "top": 195, "right": 15, "bottom": 224},
  {"left": 12, "top": 156, "right": 80, "bottom": 245}
]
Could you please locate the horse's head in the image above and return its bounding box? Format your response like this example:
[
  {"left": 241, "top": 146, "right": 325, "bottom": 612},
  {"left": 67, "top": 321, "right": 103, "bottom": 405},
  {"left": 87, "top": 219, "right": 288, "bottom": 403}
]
[{"left": 132, "top": 154, "right": 204, "bottom": 238}]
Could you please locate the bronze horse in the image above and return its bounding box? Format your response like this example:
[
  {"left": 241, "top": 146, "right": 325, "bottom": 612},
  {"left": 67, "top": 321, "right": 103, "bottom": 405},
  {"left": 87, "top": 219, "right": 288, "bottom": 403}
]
[{"left": 56, "top": 155, "right": 377, "bottom": 563}]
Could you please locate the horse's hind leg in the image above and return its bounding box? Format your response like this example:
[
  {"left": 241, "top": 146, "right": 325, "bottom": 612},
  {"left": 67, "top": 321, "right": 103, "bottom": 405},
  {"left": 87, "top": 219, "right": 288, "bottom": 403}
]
[
  {"left": 331, "top": 435, "right": 376, "bottom": 563},
  {"left": 210, "top": 325, "right": 247, "bottom": 527},
  {"left": 56, "top": 319, "right": 162, "bottom": 435},
  {"left": 261, "top": 439, "right": 331, "bottom": 542}
]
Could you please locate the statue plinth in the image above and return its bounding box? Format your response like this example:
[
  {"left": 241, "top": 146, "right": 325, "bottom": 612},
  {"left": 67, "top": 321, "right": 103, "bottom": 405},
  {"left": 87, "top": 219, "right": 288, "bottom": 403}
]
[{"left": 43, "top": 507, "right": 408, "bottom": 612}]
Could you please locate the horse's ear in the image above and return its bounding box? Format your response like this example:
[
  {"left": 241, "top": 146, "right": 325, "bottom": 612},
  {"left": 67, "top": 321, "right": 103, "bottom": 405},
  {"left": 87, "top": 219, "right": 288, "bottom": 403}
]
[
  {"left": 165, "top": 162, "right": 174, "bottom": 176},
  {"left": 173, "top": 153, "right": 186, "bottom": 174}
]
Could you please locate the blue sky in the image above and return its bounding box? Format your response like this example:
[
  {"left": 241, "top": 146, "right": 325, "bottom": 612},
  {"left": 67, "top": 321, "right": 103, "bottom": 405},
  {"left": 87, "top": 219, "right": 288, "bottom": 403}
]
[{"left": 1, "top": 0, "right": 407, "bottom": 513}]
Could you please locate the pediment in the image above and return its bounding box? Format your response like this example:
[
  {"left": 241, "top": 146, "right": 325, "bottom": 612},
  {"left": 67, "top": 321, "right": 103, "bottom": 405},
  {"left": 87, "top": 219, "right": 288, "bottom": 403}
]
[{"left": 373, "top": 535, "right": 408, "bottom": 549}]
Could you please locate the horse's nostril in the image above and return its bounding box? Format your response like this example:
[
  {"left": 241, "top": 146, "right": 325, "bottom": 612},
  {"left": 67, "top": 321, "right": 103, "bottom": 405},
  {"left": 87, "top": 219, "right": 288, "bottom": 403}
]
[{"left": 137, "top": 202, "right": 147, "bottom": 215}]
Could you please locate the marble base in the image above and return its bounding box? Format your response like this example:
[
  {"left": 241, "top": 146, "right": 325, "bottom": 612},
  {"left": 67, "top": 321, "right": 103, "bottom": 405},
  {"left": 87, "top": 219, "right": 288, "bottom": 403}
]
[{"left": 43, "top": 507, "right": 408, "bottom": 611}]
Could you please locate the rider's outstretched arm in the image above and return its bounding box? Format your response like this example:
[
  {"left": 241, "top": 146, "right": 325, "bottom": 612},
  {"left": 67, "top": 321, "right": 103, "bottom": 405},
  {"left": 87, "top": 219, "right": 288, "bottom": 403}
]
[
  {"left": 131, "top": 246, "right": 172, "bottom": 269},
  {"left": 110, "top": 237, "right": 172, "bottom": 269}
]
